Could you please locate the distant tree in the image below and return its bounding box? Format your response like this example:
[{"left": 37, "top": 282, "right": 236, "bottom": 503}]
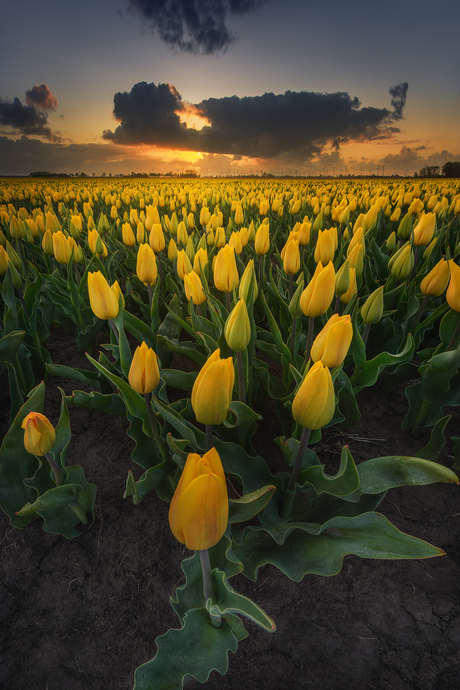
[
  {"left": 442, "top": 161, "right": 460, "bottom": 178},
  {"left": 419, "top": 165, "right": 440, "bottom": 177}
]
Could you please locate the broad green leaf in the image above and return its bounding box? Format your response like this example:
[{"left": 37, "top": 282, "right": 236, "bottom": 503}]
[
  {"left": 228, "top": 485, "right": 276, "bottom": 523},
  {"left": 210, "top": 569, "right": 276, "bottom": 632}
]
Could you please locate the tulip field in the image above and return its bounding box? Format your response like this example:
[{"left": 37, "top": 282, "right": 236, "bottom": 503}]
[{"left": 1, "top": 175, "right": 460, "bottom": 689}]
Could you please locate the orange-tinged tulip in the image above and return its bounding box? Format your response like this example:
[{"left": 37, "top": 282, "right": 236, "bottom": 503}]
[
  {"left": 213, "top": 245, "right": 239, "bottom": 293},
  {"left": 420, "top": 259, "right": 450, "bottom": 297},
  {"left": 292, "top": 361, "right": 335, "bottom": 430},
  {"left": 168, "top": 448, "right": 228, "bottom": 551},
  {"left": 22, "top": 412, "right": 56, "bottom": 456},
  {"left": 87, "top": 271, "right": 119, "bottom": 320},
  {"left": 311, "top": 314, "right": 353, "bottom": 368},
  {"left": 300, "top": 261, "right": 335, "bottom": 317},
  {"left": 191, "top": 349, "right": 234, "bottom": 425},
  {"left": 184, "top": 270, "right": 206, "bottom": 305},
  {"left": 446, "top": 261, "right": 460, "bottom": 312},
  {"left": 136, "top": 243, "right": 157, "bottom": 286},
  {"left": 129, "top": 341, "right": 160, "bottom": 394}
]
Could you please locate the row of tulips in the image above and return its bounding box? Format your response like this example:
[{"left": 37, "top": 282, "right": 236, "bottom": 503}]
[{"left": 1, "top": 176, "right": 460, "bottom": 689}]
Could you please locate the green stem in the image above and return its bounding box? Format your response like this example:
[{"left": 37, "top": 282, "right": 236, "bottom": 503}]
[
  {"left": 410, "top": 294, "right": 429, "bottom": 334},
  {"left": 199, "top": 549, "right": 221, "bottom": 628},
  {"left": 44, "top": 451, "right": 63, "bottom": 487},
  {"left": 206, "top": 424, "right": 214, "bottom": 452},
  {"left": 287, "top": 426, "right": 311, "bottom": 492},
  {"left": 446, "top": 316, "right": 460, "bottom": 352},
  {"left": 289, "top": 273, "right": 294, "bottom": 300},
  {"left": 412, "top": 397, "right": 432, "bottom": 433},
  {"left": 290, "top": 317, "right": 297, "bottom": 359},
  {"left": 109, "top": 318, "right": 119, "bottom": 343},
  {"left": 144, "top": 394, "right": 169, "bottom": 462},
  {"left": 148, "top": 283, "right": 153, "bottom": 312},
  {"left": 70, "top": 502, "right": 88, "bottom": 524},
  {"left": 362, "top": 322, "right": 371, "bottom": 347},
  {"left": 305, "top": 316, "right": 315, "bottom": 361},
  {"left": 236, "top": 350, "right": 246, "bottom": 404}
]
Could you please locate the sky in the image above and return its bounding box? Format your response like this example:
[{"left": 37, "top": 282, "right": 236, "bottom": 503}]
[{"left": 1, "top": 0, "right": 459, "bottom": 177}]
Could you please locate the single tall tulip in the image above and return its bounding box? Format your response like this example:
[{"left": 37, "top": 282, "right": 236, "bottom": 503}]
[
  {"left": 184, "top": 270, "right": 206, "bottom": 305},
  {"left": 129, "top": 342, "right": 160, "bottom": 394},
  {"left": 300, "top": 261, "right": 336, "bottom": 317},
  {"left": 292, "top": 361, "right": 335, "bottom": 431},
  {"left": 224, "top": 299, "right": 251, "bottom": 352},
  {"left": 213, "top": 245, "right": 239, "bottom": 293},
  {"left": 254, "top": 223, "right": 270, "bottom": 255},
  {"left": 22, "top": 412, "right": 56, "bottom": 456},
  {"left": 191, "top": 349, "right": 234, "bottom": 425},
  {"left": 136, "top": 243, "right": 157, "bottom": 286},
  {"left": 87, "top": 271, "right": 119, "bottom": 320},
  {"left": 168, "top": 448, "right": 228, "bottom": 551}
]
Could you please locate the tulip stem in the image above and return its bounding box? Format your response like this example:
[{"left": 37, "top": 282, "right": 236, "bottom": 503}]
[
  {"left": 199, "top": 549, "right": 221, "bottom": 628},
  {"left": 289, "top": 274, "right": 294, "bottom": 300},
  {"left": 44, "top": 451, "right": 63, "bottom": 487},
  {"left": 287, "top": 426, "right": 311, "bottom": 493},
  {"left": 148, "top": 284, "right": 153, "bottom": 312},
  {"left": 158, "top": 251, "right": 164, "bottom": 289},
  {"left": 305, "top": 316, "right": 315, "bottom": 361},
  {"left": 333, "top": 295, "right": 340, "bottom": 315},
  {"left": 109, "top": 318, "right": 119, "bottom": 343},
  {"left": 290, "top": 317, "right": 297, "bottom": 359},
  {"left": 236, "top": 351, "right": 246, "bottom": 404},
  {"left": 446, "top": 316, "right": 460, "bottom": 352},
  {"left": 362, "top": 322, "right": 371, "bottom": 347},
  {"left": 206, "top": 424, "right": 214, "bottom": 453},
  {"left": 144, "top": 394, "right": 169, "bottom": 462}
]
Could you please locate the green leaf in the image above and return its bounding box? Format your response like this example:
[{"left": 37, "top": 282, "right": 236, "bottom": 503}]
[
  {"left": 228, "top": 485, "right": 276, "bottom": 523},
  {"left": 415, "top": 415, "right": 451, "bottom": 461},
  {"left": 133, "top": 608, "right": 238, "bottom": 690},
  {"left": 0, "top": 329, "right": 25, "bottom": 369},
  {"left": 351, "top": 333, "right": 415, "bottom": 393},
  {"left": 210, "top": 569, "right": 276, "bottom": 632},
  {"left": 123, "top": 463, "right": 171, "bottom": 504},
  {"left": 300, "top": 445, "right": 360, "bottom": 497},
  {"left": 16, "top": 484, "right": 80, "bottom": 513},
  {"left": 66, "top": 389, "right": 126, "bottom": 415}
]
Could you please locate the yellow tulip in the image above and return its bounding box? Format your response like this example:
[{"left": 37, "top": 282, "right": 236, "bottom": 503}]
[
  {"left": 191, "top": 349, "right": 234, "bottom": 425},
  {"left": 300, "top": 261, "right": 336, "bottom": 317},
  {"left": 193, "top": 247, "right": 208, "bottom": 276},
  {"left": 53, "top": 230, "right": 71, "bottom": 264},
  {"left": 340, "top": 266, "right": 357, "bottom": 304},
  {"left": 292, "top": 361, "right": 335, "bottom": 430},
  {"left": 413, "top": 212, "right": 436, "bottom": 246},
  {"left": 310, "top": 314, "right": 353, "bottom": 368},
  {"left": 168, "top": 238, "right": 178, "bottom": 261},
  {"left": 184, "top": 270, "right": 206, "bottom": 305},
  {"left": 239, "top": 258, "right": 258, "bottom": 303},
  {"left": 136, "top": 243, "right": 158, "bottom": 286},
  {"left": 224, "top": 299, "right": 251, "bottom": 351},
  {"left": 122, "top": 222, "right": 136, "bottom": 247},
  {"left": 168, "top": 447, "right": 228, "bottom": 551},
  {"left": 283, "top": 238, "right": 300, "bottom": 275},
  {"left": 176, "top": 249, "right": 193, "bottom": 280},
  {"left": 149, "top": 223, "right": 165, "bottom": 253},
  {"left": 389, "top": 244, "right": 413, "bottom": 281},
  {"left": 0, "top": 246, "right": 9, "bottom": 275},
  {"left": 87, "top": 271, "right": 119, "bottom": 320},
  {"left": 234, "top": 204, "right": 244, "bottom": 226},
  {"left": 446, "top": 261, "right": 460, "bottom": 312},
  {"left": 88, "top": 228, "right": 108, "bottom": 258},
  {"left": 128, "top": 341, "right": 160, "bottom": 394},
  {"left": 213, "top": 245, "right": 239, "bottom": 293},
  {"left": 420, "top": 259, "right": 450, "bottom": 297},
  {"left": 314, "top": 229, "right": 335, "bottom": 265},
  {"left": 254, "top": 223, "right": 270, "bottom": 254},
  {"left": 361, "top": 286, "right": 385, "bottom": 324},
  {"left": 22, "top": 412, "right": 56, "bottom": 456}
]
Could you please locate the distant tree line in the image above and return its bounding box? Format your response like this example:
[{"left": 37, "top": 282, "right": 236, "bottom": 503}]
[{"left": 416, "top": 161, "right": 460, "bottom": 178}]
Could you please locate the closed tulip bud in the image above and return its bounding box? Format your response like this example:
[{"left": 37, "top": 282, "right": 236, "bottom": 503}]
[
  {"left": 289, "top": 277, "right": 304, "bottom": 318},
  {"left": 340, "top": 267, "right": 357, "bottom": 304},
  {"left": 128, "top": 341, "right": 160, "bottom": 394},
  {"left": 137, "top": 221, "right": 147, "bottom": 244},
  {"left": 193, "top": 247, "right": 208, "bottom": 276},
  {"left": 420, "top": 259, "right": 450, "bottom": 297},
  {"left": 234, "top": 204, "right": 244, "bottom": 226},
  {"left": 42, "top": 228, "right": 54, "bottom": 256},
  {"left": 339, "top": 205, "right": 351, "bottom": 225},
  {"left": 224, "top": 298, "right": 251, "bottom": 352},
  {"left": 87, "top": 271, "right": 119, "bottom": 320},
  {"left": 389, "top": 244, "right": 413, "bottom": 281},
  {"left": 52, "top": 231, "right": 71, "bottom": 264},
  {"left": 313, "top": 210, "right": 325, "bottom": 232},
  {"left": 423, "top": 237, "right": 437, "bottom": 261},
  {"left": 184, "top": 270, "right": 206, "bottom": 305},
  {"left": 347, "top": 242, "right": 365, "bottom": 277},
  {"left": 176, "top": 249, "right": 193, "bottom": 280},
  {"left": 292, "top": 361, "right": 335, "bottom": 430},
  {"left": 122, "top": 222, "right": 136, "bottom": 247},
  {"left": 397, "top": 212, "right": 413, "bottom": 241},
  {"left": 386, "top": 231, "right": 397, "bottom": 252},
  {"left": 239, "top": 258, "right": 258, "bottom": 303},
  {"left": 136, "top": 243, "right": 157, "bottom": 286},
  {"left": 300, "top": 261, "right": 336, "bottom": 317},
  {"left": 187, "top": 212, "right": 195, "bottom": 229},
  {"left": 200, "top": 206, "right": 211, "bottom": 227},
  {"left": 215, "top": 226, "right": 226, "bottom": 247},
  {"left": 335, "top": 259, "right": 350, "bottom": 296},
  {"left": 247, "top": 220, "right": 256, "bottom": 242},
  {"left": 168, "top": 238, "right": 178, "bottom": 261},
  {"left": 361, "top": 285, "right": 385, "bottom": 324},
  {"left": 362, "top": 204, "right": 379, "bottom": 232},
  {"left": 9, "top": 216, "right": 21, "bottom": 239},
  {"left": 0, "top": 245, "right": 9, "bottom": 275},
  {"left": 446, "top": 261, "right": 460, "bottom": 312},
  {"left": 229, "top": 230, "right": 243, "bottom": 255},
  {"left": 111, "top": 205, "right": 118, "bottom": 220},
  {"left": 111, "top": 280, "right": 125, "bottom": 309},
  {"left": 46, "top": 212, "right": 60, "bottom": 233},
  {"left": 311, "top": 314, "right": 353, "bottom": 367},
  {"left": 390, "top": 207, "right": 401, "bottom": 222},
  {"left": 298, "top": 221, "right": 311, "bottom": 245},
  {"left": 283, "top": 238, "right": 300, "bottom": 275},
  {"left": 88, "top": 229, "right": 108, "bottom": 258},
  {"left": 168, "top": 447, "right": 228, "bottom": 551},
  {"left": 255, "top": 223, "right": 270, "bottom": 254},
  {"left": 69, "top": 215, "right": 83, "bottom": 239},
  {"left": 213, "top": 245, "right": 239, "bottom": 292},
  {"left": 259, "top": 199, "right": 269, "bottom": 216},
  {"left": 22, "top": 412, "right": 56, "bottom": 456},
  {"left": 97, "top": 213, "right": 110, "bottom": 234},
  {"left": 413, "top": 212, "right": 436, "bottom": 246},
  {"left": 314, "top": 229, "right": 335, "bottom": 265},
  {"left": 185, "top": 236, "right": 195, "bottom": 263},
  {"left": 177, "top": 221, "right": 188, "bottom": 247},
  {"left": 67, "top": 236, "right": 84, "bottom": 264},
  {"left": 191, "top": 349, "right": 234, "bottom": 425}
]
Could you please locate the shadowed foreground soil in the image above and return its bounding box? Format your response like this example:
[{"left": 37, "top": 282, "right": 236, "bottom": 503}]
[{"left": 1, "top": 329, "right": 459, "bottom": 690}]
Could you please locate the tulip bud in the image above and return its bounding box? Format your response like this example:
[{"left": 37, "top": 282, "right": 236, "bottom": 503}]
[
  {"left": 177, "top": 221, "right": 188, "bottom": 247},
  {"left": 292, "top": 361, "right": 335, "bottom": 430},
  {"left": 0, "top": 246, "right": 9, "bottom": 275},
  {"left": 224, "top": 299, "right": 251, "bottom": 352},
  {"left": 389, "top": 243, "right": 413, "bottom": 281},
  {"left": 420, "top": 259, "right": 450, "bottom": 297},
  {"left": 283, "top": 238, "right": 300, "bottom": 275},
  {"left": 184, "top": 270, "right": 206, "bottom": 305},
  {"left": 193, "top": 247, "right": 208, "bottom": 276},
  {"left": 88, "top": 229, "right": 107, "bottom": 258},
  {"left": 300, "top": 261, "right": 336, "bottom": 317},
  {"left": 200, "top": 206, "right": 211, "bottom": 227},
  {"left": 213, "top": 245, "right": 239, "bottom": 293},
  {"left": 122, "top": 222, "right": 136, "bottom": 247},
  {"left": 176, "top": 249, "right": 193, "bottom": 280},
  {"left": 168, "top": 447, "right": 228, "bottom": 551},
  {"left": 136, "top": 243, "right": 157, "bottom": 286},
  {"left": 87, "top": 271, "right": 119, "bottom": 320},
  {"left": 128, "top": 342, "right": 160, "bottom": 394},
  {"left": 386, "top": 231, "right": 397, "bottom": 253},
  {"left": 311, "top": 314, "right": 353, "bottom": 367},
  {"left": 289, "top": 277, "right": 304, "bottom": 318},
  {"left": 361, "top": 286, "right": 385, "bottom": 324},
  {"left": 191, "top": 349, "right": 234, "bottom": 425},
  {"left": 239, "top": 258, "right": 258, "bottom": 303},
  {"left": 97, "top": 213, "right": 110, "bottom": 234},
  {"left": 234, "top": 204, "right": 244, "bottom": 226},
  {"left": 168, "top": 238, "right": 178, "bottom": 261},
  {"left": 340, "top": 267, "right": 357, "bottom": 304},
  {"left": 53, "top": 230, "right": 71, "bottom": 264},
  {"left": 254, "top": 223, "right": 270, "bottom": 255},
  {"left": 390, "top": 208, "right": 401, "bottom": 222},
  {"left": 335, "top": 259, "right": 350, "bottom": 296},
  {"left": 347, "top": 242, "right": 365, "bottom": 277},
  {"left": 313, "top": 210, "right": 325, "bottom": 232},
  {"left": 397, "top": 212, "right": 413, "bottom": 241},
  {"left": 42, "top": 229, "right": 54, "bottom": 256},
  {"left": 446, "top": 261, "right": 460, "bottom": 312},
  {"left": 413, "top": 212, "right": 436, "bottom": 247},
  {"left": 423, "top": 237, "right": 437, "bottom": 261},
  {"left": 22, "top": 412, "right": 56, "bottom": 456}
]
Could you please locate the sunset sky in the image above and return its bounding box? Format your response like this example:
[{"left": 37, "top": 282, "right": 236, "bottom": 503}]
[{"left": 1, "top": 0, "right": 459, "bottom": 177}]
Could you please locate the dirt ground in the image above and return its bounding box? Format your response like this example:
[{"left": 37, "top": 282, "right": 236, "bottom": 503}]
[{"left": 1, "top": 328, "right": 459, "bottom": 690}]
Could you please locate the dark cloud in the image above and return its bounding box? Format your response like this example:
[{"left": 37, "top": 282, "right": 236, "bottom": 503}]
[
  {"left": 128, "top": 0, "right": 267, "bottom": 54},
  {"left": 103, "top": 81, "right": 409, "bottom": 163},
  {"left": 0, "top": 88, "right": 61, "bottom": 141},
  {"left": 26, "top": 84, "right": 58, "bottom": 111},
  {"left": 389, "top": 82, "right": 408, "bottom": 120}
]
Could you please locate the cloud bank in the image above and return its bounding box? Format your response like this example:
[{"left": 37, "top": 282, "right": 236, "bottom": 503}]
[
  {"left": 128, "top": 0, "right": 267, "bottom": 54},
  {"left": 0, "top": 84, "right": 61, "bottom": 142}
]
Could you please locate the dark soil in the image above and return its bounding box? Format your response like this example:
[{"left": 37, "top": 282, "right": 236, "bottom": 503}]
[{"left": 1, "top": 328, "right": 459, "bottom": 690}]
